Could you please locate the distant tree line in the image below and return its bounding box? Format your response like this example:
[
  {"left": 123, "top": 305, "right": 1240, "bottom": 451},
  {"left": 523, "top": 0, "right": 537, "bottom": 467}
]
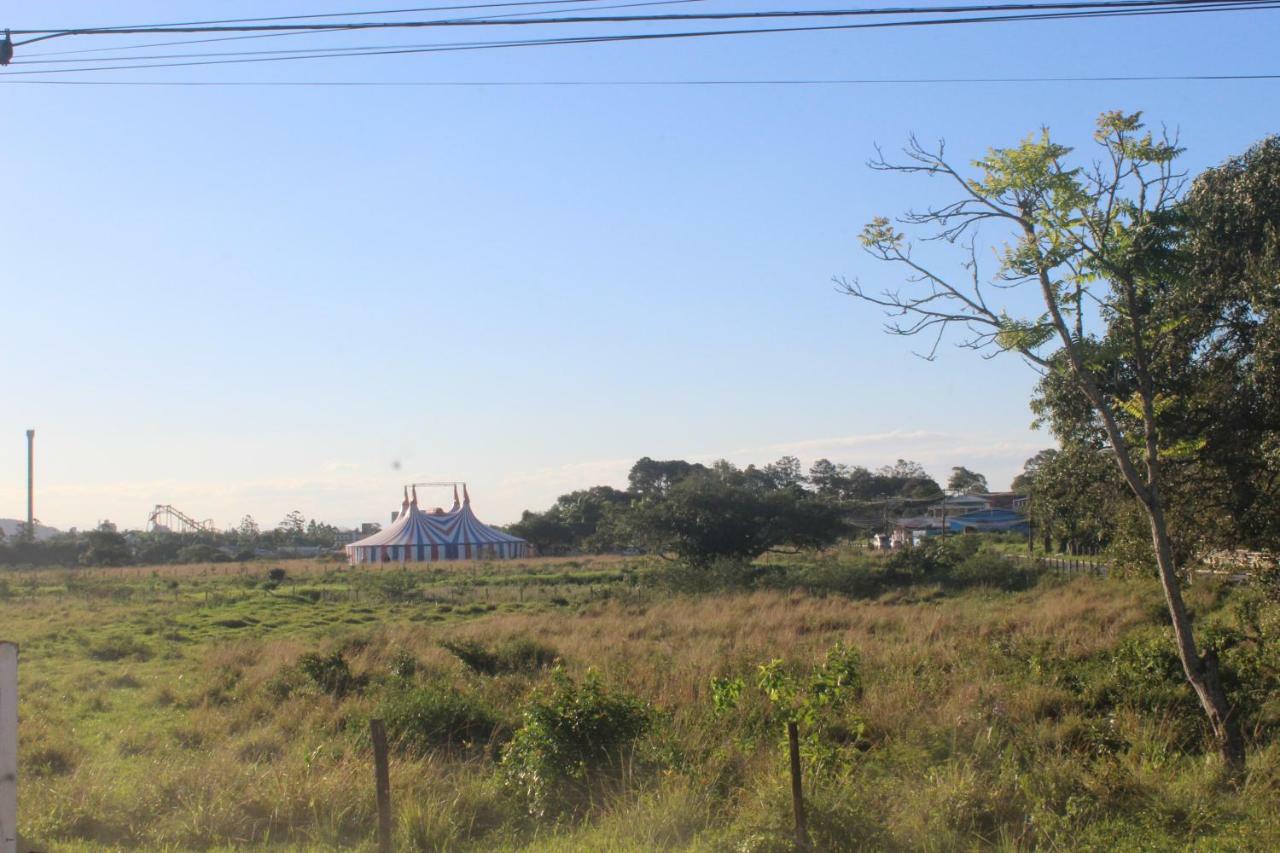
[
  {"left": 507, "top": 455, "right": 956, "bottom": 564},
  {"left": 0, "top": 512, "right": 346, "bottom": 569}
]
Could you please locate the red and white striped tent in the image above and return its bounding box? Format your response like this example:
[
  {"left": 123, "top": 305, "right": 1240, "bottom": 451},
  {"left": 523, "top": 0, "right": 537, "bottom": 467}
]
[{"left": 346, "top": 485, "right": 530, "bottom": 564}]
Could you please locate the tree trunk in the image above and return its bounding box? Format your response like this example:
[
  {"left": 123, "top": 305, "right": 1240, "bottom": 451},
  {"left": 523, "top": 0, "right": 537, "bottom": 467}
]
[{"left": 1145, "top": 502, "right": 1245, "bottom": 770}]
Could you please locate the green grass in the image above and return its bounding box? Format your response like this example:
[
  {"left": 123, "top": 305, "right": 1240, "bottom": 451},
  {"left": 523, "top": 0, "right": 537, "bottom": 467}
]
[{"left": 4, "top": 549, "right": 1279, "bottom": 851}]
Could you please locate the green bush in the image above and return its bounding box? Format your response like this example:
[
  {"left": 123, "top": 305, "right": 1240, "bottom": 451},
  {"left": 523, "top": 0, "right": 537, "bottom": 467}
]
[
  {"left": 389, "top": 648, "right": 419, "bottom": 680},
  {"left": 298, "top": 650, "right": 366, "bottom": 697},
  {"left": 441, "top": 637, "right": 559, "bottom": 675},
  {"left": 379, "top": 684, "right": 503, "bottom": 755},
  {"left": 84, "top": 633, "right": 152, "bottom": 662},
  {"left": 951, "top": 552, "right": 1032, "bottom": 590},
  {"left": 886, "top": 537, "right": 967, "bottom": 577},
  {"left": 177, "top": 544, "right": 229, "bottom": 564},
  {"left": 502, "top": 669, "right": 652, "bottom": 816},
  {"left": 364, "top": 570, "right": 421, "bottom": 602}
]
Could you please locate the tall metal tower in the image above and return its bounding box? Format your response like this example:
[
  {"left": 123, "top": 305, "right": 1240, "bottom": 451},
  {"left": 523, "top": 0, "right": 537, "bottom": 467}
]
[{"left": 25, "top": 429, "right": 34, "bottom": 540}]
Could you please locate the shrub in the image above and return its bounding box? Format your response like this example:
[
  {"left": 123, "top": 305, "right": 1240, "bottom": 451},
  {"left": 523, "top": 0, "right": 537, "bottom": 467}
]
[
  {"left": 886, "top": 537, "right": 964, "bottom": 577},
  {"left": 267, "top": 567, "right": 287, "bottom": 582},
  {"left": 658, "top": 557, "right": 767, "bottom": 593},
  {"left": 85, "top": 633, "right": 153, "bottom": 662},
  {"left": 177, "top": 544, "right": 229, "bottom": 564},
  {"left": 502, "top": 669, "right": 652, "bottom": 816},
  {"left": 441, "top": 637, "right": 559, "bottom": 675},
  {"left": 379, "top": 684, "right": 503, "bottom": 755},
  {"left": 1086, "top": 629, "right": 1202, "bottom": 744},
  {"left": 389, "top": 648, "right": 419, "bottom": 680},
  {"left": 951, "top": 552, "right": 1031, "bottom": 590},
  {"left": 298, "top": 650, "right": 366, "bottom": 697},
  {"left": 365, "top": 570, "right": 421, "bottom": 602}
]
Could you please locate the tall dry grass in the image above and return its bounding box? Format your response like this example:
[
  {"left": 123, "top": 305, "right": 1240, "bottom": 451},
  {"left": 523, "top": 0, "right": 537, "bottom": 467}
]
[{"left": 4, "top": 555, "right": 1278, "bottom": 850}]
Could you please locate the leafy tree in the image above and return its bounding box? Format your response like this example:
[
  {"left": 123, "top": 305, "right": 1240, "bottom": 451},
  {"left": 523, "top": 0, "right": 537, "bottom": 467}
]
[
  {"left": 237, "top": 515, "right": 260, "bottom": 543},
  {"left": 1011, "top": 449, "right": 1057, "bottom": 493},
  {"left": 277, "top": 510, "right": 307, "bottom": 539},
  {"left": 508, "top": 509, "right": 577, "bottom": 555},
  {"left": 1024, "top": 446, "right": 1122, "bottom": 555},
  {"left": 946, "top": 466, "right": 988, "bottom": 494},
  {"left": 839, "top": 111, "right": 1253, "bottom": 766},
  {"left": 623, "top": 462, "right": 847, "bottom": 566},
  {"left": 1170, "top": 136, "right": 1280, "bottom": 552},
  {"left": 761, "top": 455, "right": 806, "bottom": 490},
  {"left": 871, "top": 460, "right": 940, "bottom": 499},
  {"left": 80, "top": 521, "right": 132, "bottom": 567},
  {"left": 508, "top": 486, "right": 632, "bottom": 554},
  {"left": 808, "top": 458, "right": 849, "bottom": 496},
  {"left": 626, "top": 457, "right": 707, "bottom": 499}
]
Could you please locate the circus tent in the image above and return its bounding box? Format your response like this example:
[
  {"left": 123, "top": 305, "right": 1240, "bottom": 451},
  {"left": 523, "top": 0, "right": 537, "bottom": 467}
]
[{"left": 345, "top": 485, "right": 531, "bottom": 564}]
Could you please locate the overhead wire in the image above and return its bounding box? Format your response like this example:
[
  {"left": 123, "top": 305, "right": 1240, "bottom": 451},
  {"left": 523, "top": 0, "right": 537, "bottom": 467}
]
[
  {"left": 3, "top": 1, "right": 1277, "bottom": 75},
  {"left": 7, "top": 0, "right": 1272, "bottom": 43},
  {"left": 5, "top": 73, "right": 1277, "bottom": 86},
  {"left": 18, "top": 0, "right": 708, "bottom": 59},
  {"left": 21, "top": 0, "right": 638, "bottom": 33}
]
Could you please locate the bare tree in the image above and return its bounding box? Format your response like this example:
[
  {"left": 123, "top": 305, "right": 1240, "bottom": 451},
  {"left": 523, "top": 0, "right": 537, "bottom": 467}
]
[{"left": 838, "top": 111, "right": 1244, "bottom": 768}]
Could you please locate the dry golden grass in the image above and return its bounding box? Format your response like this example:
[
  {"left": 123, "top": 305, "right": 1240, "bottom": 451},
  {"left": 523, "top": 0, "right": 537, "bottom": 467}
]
[
  {"left": 4, "top": 555, "right": 1277, "bottom": 851},
  {"left": 2, "top": 553, "right": 635, "bottom": 584}
]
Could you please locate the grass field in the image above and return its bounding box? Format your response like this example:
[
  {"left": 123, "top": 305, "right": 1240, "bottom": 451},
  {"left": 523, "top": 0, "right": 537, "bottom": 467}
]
[{"left": 3, "top": 549, "right": 1279, "bottom": 851}]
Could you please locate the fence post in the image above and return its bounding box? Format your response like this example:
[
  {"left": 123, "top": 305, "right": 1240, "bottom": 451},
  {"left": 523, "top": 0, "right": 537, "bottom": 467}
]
[
  {"left": 370, "top": 719, "right": 392, "bottom": 853},
  {"left": 787, "top": 721, "right": 809, "bottom": 850},
  {"left": 1, "top": 642, "right": 17, "bottom": 853}
]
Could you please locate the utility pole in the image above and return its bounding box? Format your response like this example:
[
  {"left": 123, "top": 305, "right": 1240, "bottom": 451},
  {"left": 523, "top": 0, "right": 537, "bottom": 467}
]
[{"left": 25, "top": 430, "right": 34, "bottom": 542}]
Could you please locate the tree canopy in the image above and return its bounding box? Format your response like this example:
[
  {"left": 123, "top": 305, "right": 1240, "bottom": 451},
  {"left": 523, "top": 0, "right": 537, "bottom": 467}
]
[{"left": 840, "top": 111, "right": 1279, "bottom": 767}]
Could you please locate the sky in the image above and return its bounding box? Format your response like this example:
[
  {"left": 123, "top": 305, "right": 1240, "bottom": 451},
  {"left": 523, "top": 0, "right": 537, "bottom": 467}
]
[{"left": 1, "top": 1, "right": 1277, "bottom": 531}]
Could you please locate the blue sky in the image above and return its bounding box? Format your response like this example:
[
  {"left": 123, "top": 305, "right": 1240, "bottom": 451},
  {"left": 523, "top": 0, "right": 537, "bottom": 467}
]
[{"left": 1, "top": 1, "right": 1277, "bottom": 530}]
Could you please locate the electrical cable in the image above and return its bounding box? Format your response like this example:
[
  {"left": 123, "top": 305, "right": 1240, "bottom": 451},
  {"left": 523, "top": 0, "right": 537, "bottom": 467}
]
[
  {"left": 4, "top": 73, "right": 1276, "bottom": 86},
  {"left": 3, "top": 2, "right": 1275, "bottom": 75},
  {"left": 19, "top": 0, "right": 707, "bottom": 58},
  {"left": 24, "top": 0, "right": 635, "bottom": 33},
  {"left": 8, "top": 0, "right": 1271, "bottom": 43}
]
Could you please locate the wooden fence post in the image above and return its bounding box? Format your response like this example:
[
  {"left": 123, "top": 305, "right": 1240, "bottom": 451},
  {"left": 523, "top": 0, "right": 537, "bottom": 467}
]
[
  {"left": 787, "top": 721, "right": 809, "bottom": 850},
  {"left": 370, "top": 719, "right": 392, "bottom": 853},
  {"left": 1, "top": 642, "right": 18, "bottom": 853}
]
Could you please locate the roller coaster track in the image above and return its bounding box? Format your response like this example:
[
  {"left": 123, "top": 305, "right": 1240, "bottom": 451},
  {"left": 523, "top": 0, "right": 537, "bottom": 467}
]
[{"left": 146, "top": 504, "right": 217, "bottom": 534}]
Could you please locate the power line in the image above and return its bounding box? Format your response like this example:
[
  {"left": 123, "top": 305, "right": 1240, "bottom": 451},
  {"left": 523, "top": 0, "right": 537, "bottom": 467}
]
[
  {"left": 21, "top": 0, "right": 633, "bottom": 33},
  {"left": 4, "top": 2, "right": 1276, "bottom": 75},
  {"left": 8, "top": 0, "right": 1270, "bottom": 43},
  {"left": 19, "top": 0, "right": 707, "bottom": 59},
  {"left": 4, "top": 73, "right": 1277, "bottom": 86}
]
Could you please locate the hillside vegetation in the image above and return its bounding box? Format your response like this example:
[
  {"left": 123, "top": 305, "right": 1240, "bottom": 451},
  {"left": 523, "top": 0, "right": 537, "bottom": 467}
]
[{"left": 5, "top": 548, "right": 1280, "bottom": 851}]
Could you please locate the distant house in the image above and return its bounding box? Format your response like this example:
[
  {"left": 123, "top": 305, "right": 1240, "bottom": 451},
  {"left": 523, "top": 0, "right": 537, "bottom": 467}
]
[
  {"left": 892, "top": 515, "right": 945, "bottom": 547},
  {"left": 927, "top": 494, "right": 992, "bottom": 519},
  {"left": 946, "top": 508, "right": 1029, "bottom": 535},
  {"left": 893, "top": 492, "right": 1030, "bottom": 543},
  {"left": 980, "top": 491, "right": 1030, "bottom": 512}
]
